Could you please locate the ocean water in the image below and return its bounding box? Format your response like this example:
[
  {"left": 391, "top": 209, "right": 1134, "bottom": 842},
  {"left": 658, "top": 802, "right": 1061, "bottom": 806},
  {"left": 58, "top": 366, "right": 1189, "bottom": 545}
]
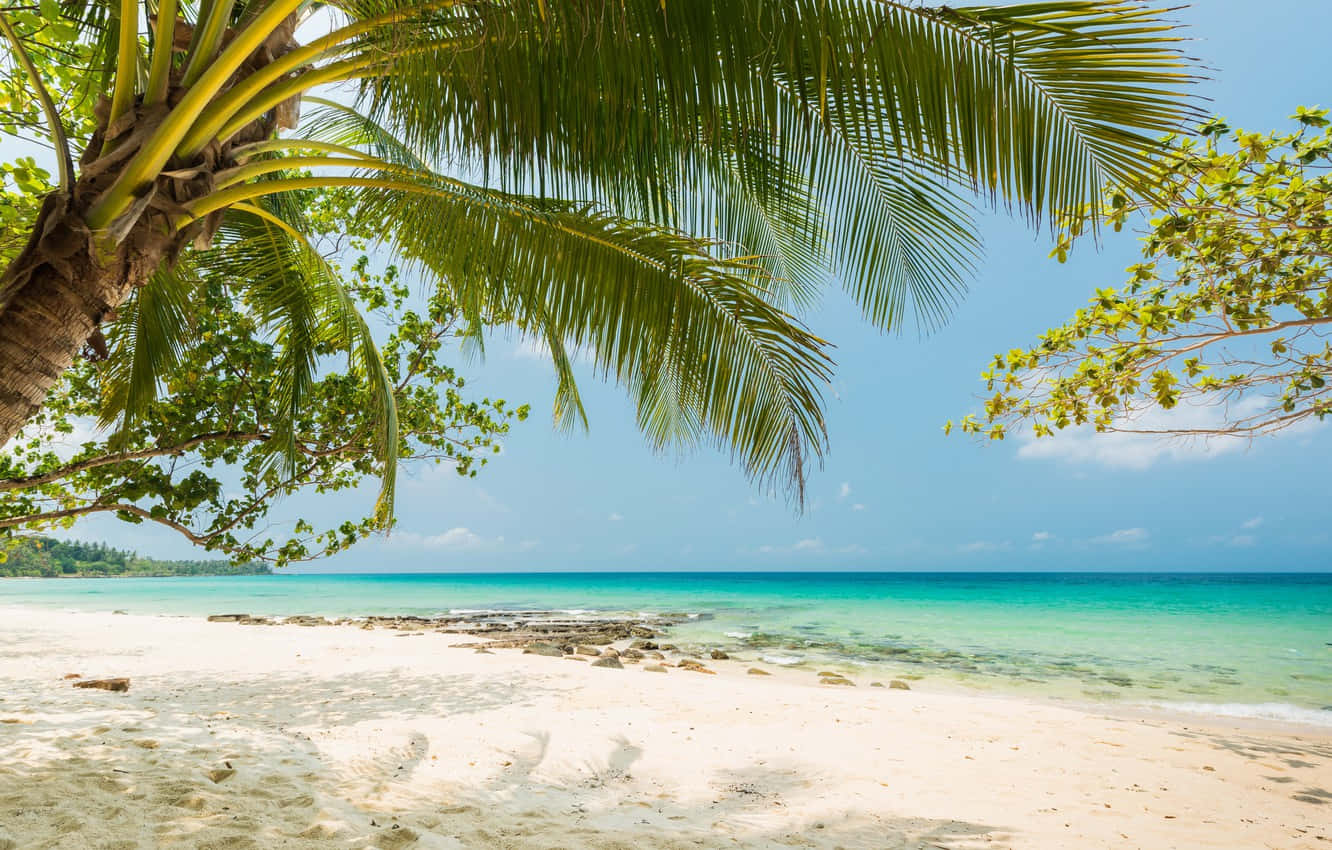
[{"left": 4, "top": 572, "right": 1330, "bottom": 723}]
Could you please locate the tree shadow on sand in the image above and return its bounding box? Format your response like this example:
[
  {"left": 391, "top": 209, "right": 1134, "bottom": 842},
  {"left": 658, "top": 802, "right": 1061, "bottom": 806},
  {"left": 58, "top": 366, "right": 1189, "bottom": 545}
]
[{"left": 0, "top": 687, "right": 1008, "bottom": 849}]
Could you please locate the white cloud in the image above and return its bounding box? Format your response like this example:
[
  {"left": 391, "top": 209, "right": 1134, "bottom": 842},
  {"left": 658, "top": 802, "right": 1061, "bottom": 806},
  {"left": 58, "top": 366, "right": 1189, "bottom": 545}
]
[
  {"left": 837, "top": 482, "right": 852, "bottom": 501},
  {"left": 422, "top": 527, "right": 483, "bottom": 549},
  {"left": 957, "top": 540, "right": 1011, "bottom": 554},
  {"left": 1091, "top": 527, "right": 1149, "bottom": 546},
  {"left": 851, "top": 503, "right": 866, "bottom": 512},
  {"left": 1240, "top": 516, "right": 1264, "bottom": 530},
  {"left": 1013, "top": 399, "right": 1314, "bottom": 471},
  {"left": 752, "top": 537, "right": 864, "bottom": 557},
  {"left": 511, "top": 336, "right": 550, "bottom": 360},
  {"left": 608, "top": 512, "right": 624, "bottom": 522},
  {"left": 1032, "top": 531, "right": 1052, "bottom": 542}
]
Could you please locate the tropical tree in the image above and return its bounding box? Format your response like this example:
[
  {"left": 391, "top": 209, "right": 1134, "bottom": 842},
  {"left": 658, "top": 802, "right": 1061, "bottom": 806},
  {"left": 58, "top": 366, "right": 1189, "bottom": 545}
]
[
  {"left": 0, "top": 186, "right": 525, "bottom": 563},
  {"left": 0, "top": 0, "right": 1199, "bottom": 516},
  {"left": 953, "top": 110, "right": 1332, "bottom": 445}
]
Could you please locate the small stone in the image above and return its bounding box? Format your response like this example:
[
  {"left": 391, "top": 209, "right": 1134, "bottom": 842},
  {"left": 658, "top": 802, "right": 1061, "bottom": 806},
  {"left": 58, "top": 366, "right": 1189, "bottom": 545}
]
[
  {"left": 590, "top": 656, "right": 623, "bottom": 669},
  {"left": 747, "top": 668, "right": 771, "bottom": 676},
  {"left": 207, "top": 614, "right": 248, "bottom": 623},
  {"left": 600, "top": 647, "right": 620, "bottom": 657},
  {"left": 643, "top": 665, "right": 668, "bottom": 673},
  {"left": 523, "top": 643, "right": 564, "bottom": 657},
  {"left": 820, "top": 677, "right": 854, "bottom": 686},
  {"left": 575, "top": 645, "right": 602, "bottom": 657},
  {"left": 870, "top": 682, "right": 886, "bottom": 688},
  {"left": 889, "top": 680, "right": 911, "bottom": 690},
  {"left": 207, "top": 768, "right": 236, "bottom": 784},
  {"left": 647, "top": 651, "right": 666, "bottom": 660},
  {"left": 73, "top": 678, "right": 130, "bottom": 693},
  {"left": 473, "top": 648, "right": 493, "bottom": 654},
  {"left": 112, "top": 610, "right": 128, "bottom": 615},
  {"left": 135, "top": 739, "right": 159, "bottom": 750},
  {"left": 62, "top": 673, "right": 81, "bottom": 680},
  {"left": 361, "top": 623, "right": 375, "bottom": 630},
  {"left": 620, "top": 649, "right": 644, "bottom": 661},
  {"left": 710, "top": 650, "right": 729, "bottom": 660},
  {"left": 677, "top": 660, "right": 716, "bottom": 675}
]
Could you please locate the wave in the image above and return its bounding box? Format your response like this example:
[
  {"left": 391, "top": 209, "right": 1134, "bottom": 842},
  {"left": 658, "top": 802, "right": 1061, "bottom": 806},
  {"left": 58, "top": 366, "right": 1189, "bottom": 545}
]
[
  {"left": 758, "top": 653, "right": 804, "bottom": 666},
  {"left": 1146, "top": 700, "right": 1332, "bottom": 727}
]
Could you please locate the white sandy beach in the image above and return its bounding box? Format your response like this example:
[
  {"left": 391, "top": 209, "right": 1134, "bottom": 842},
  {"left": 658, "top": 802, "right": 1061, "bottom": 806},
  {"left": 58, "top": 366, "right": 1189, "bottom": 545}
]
[{"left": 0, "top": 608, "right": 1328, "bottom": 849}]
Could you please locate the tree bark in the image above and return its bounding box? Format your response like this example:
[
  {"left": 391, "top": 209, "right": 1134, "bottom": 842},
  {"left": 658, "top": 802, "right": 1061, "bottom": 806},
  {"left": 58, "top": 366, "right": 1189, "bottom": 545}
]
[{"left": 0, "top": 17, "right": 299, "bottom": 447}]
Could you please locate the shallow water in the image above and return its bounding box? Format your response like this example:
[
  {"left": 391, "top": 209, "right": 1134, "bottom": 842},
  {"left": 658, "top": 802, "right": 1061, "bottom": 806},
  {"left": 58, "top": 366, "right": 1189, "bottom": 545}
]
[{"left": 4, "top": 571, "right": 1330, "bottom": 722}]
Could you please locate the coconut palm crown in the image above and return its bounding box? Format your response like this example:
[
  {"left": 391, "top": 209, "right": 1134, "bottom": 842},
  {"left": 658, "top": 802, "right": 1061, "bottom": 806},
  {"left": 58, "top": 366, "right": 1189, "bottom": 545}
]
[{"left": 0, "top": 0, "right": 1199, "bottom": 520}]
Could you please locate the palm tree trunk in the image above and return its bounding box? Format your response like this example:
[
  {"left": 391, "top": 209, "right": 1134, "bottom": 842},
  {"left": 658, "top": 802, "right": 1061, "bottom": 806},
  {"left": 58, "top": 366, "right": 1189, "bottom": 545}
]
[
  {"left": 0, "top": 192, "right": 144, "bottom": 444},
  {"left": 0, "top": 82, "right": 280, "bottom": 446}
]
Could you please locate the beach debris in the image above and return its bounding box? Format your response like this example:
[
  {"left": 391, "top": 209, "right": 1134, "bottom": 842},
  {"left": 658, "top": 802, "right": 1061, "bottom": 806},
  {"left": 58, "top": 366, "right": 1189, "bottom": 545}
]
[
  {"left": 523, "top": 643, "right": 565, "bottom": 657},
  {"left": 73, "top": 678, "right": 130, "bottom": 692},
  {"left": 207, "top": 767, "right": 236, "bottom": 784},
  {"left": 710, "top": 650, "right": 730, "bottom": 660},
  {"left": 747, "top": 668, "right": 771, "bottom": 676},
  {"left": 591, "top": 656, "right": 624, "bottom": 669},
  {"left": 889, "top": 680, "right": 911, "bottom": 690},
  {"left": 643, "top": 665, "right": 668, "bottom": 673},
  {"left": 62, "top": 673, "right": 81, "bottom": 679}
]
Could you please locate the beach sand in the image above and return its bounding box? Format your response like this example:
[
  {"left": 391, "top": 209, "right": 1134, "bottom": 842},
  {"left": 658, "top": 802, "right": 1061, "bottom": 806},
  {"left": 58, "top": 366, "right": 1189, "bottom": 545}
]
[{"left": 0, "top": 608, "right": 1327, "bottom": 849}]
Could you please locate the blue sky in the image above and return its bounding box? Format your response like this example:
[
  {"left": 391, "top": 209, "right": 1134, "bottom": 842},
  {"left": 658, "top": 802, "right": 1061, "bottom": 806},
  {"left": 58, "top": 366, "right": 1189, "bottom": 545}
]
[{"left": 37, "top": 0, "right": 1332, "bottom": 571}]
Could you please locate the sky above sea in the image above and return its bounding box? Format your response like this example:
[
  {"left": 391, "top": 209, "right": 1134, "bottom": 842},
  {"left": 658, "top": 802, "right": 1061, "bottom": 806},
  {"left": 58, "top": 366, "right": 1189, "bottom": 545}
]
[{"left": 27, "top": 0, "right": 1332, "bottom": 572}]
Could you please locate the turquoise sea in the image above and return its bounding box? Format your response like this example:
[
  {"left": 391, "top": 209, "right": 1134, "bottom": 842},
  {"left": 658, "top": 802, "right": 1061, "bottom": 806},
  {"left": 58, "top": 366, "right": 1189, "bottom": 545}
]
[{"left": 4, "top": 572, "right": 1330, "bottom": 724}]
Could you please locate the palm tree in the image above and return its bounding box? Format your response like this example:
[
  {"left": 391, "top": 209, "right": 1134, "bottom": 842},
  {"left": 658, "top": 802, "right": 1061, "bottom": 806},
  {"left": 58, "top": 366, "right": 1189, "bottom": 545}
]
[{"left": 0, "top": 0, "right": 1197, "bottom": 516}]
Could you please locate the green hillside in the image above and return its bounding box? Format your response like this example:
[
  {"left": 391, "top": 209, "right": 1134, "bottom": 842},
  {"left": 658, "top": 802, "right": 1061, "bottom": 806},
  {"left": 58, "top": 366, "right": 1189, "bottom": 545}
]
[{"left": 0, "top": 537, "right": 270, "bottom": 577}]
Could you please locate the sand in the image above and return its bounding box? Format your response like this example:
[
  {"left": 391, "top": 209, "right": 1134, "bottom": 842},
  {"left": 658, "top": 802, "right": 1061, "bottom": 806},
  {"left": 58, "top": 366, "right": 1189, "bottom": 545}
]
[{"left": 0, "top": 608, "right": 1327, "bottom": 849}]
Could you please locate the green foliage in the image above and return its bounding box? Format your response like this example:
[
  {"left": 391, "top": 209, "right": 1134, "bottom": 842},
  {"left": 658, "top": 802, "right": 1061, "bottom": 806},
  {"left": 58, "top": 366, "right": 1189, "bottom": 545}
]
[
  {"left": 952, "top": 109, "right": 1332, "bottom": 443},
  {"left": 0, "top": 0, "right": 1203, "bottom": 507},
  {"left": 0, "top": 535, "right": 270, "bottom": 577},
  {"left": 0, "top": 191, "right": 526, "bottom": 565}
]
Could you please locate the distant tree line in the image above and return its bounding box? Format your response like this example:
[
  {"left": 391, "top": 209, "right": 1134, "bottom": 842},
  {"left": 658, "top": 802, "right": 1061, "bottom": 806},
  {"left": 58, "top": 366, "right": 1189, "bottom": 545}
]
[{"left": 0, "top": 537, "right": 270, "bottom": 577}]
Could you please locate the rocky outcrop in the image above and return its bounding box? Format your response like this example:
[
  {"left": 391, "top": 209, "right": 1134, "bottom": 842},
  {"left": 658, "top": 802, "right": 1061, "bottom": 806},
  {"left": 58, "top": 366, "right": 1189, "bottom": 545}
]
[{"left": 73, "top": 678, "right": 129, "bottom": 692}]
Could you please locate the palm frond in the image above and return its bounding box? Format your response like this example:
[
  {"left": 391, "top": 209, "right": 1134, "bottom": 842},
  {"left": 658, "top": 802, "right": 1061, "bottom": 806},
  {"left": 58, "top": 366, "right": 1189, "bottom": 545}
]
[
  {"left": 100, "top": 257, "right": 202, "bottom": 443},
  {"left": 342, "top": 171, "right": 833, "bottom": 501},
  {"left": 344, "top": 0, "right": 1196, "bottom": 330},
  {"left": 195, "top": 200, "right": 399, "bottom": 521}
]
